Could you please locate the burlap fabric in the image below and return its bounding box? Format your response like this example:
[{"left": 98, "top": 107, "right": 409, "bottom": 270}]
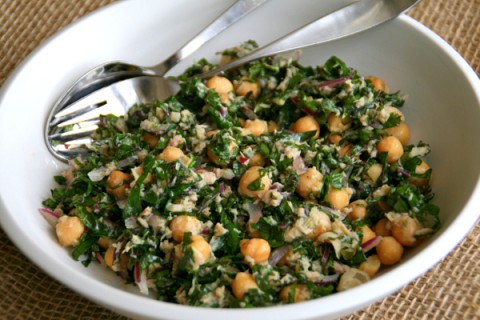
[{"left": 0, "top": 0, "right": 479, "bottom": 319}]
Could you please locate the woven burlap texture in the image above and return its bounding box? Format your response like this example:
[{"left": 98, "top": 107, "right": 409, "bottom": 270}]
[{"left": 0, "top": 0, "right": 479, "bottom": 319}]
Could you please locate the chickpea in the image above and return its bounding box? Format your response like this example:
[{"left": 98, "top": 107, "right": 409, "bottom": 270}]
[
  {"left": 206, "top": 129, "right": 220, "bottom": 138},
  {"left": 56, "top": 216, "right": 85, "bottom": 247},
  {"left": 242, "top": 119, "right": 268, "bottom": 136},
  {"left": 296, "top": 167, "right": 324, "bottom": 199},
  {"left": 347, "top": 200, "right": 368, "bottom": 221},
  {"left": 267, "top": 121, "right": 279, "bottom": 133},
  {"left": 206, "top": 76, "right": 233, "bottom": 95},
  {"left": 409, "top": 161, "right": 431, "bottom": 187},
  {"left": 231, "top": 272, "right": 258, "bottom": 300},
  {"left": 207, "top": 147, "right": 221, "bottom": 166},
  {"left": 188, "top": 235, "right": 211, "bottom": 268},
  {"left": 104, "top": 246, "right": 115, "bottom": 268},
  {"left": 329, "top": 136, "right": 352, "bottom": 157},
  {"left": 339, "top": 143, "right": 353, "bottom": 157},
  {"left": 131, "top": 166, "right": 153, "bottom": 185},
  {"left": 391, "top": 215, "right": 422, "bottom": 247},
  {"left": 207, "top": 141, "right": 237, "bottom": 166},
  {"left": 306, "top": 208, "right": 332, "bottom": 239},
  {"left": 379, "top": 106, "right": 405, "bottom": 122},
  {"left": 206, "top": 76, "right": 233, "bottom": 103},
  {"left": 97, "top": 237, "right": 110, "bottom": 249},
  {"left": 291, "top": 115, "right": 320, "bottom": 139},
  {"left": 156, "top": 146, "right": 184, "bottom": 163},
  {"left": 328, "top": 134, "right": 342, "bottom": 146},
  {"left": 104, "top": 249, "right": 128, "bottom": 270},
  {"left": 377, "top": 136, "right": 404, "bottom": 163},
  {"left": 337, "top": 268, "right": 370, "bottom": 291},
  {"left": 249, "top": 152, "right": 266, "bottom": 167},
  {"left": 373, "top": 218, "right": 392, "bottom": 237},
  {"left": 385, "top": 122, "right": 410, "bottom": 146},
  {"left": 106, "top": 170, "right": 131, "bottom": 199},
  {"left": 119, "top": 253, "right": 129, "bottom": 270},
  {"left": 235, "top": 80, "right": 259, "bottom": 98},
  {"left": 142, "top": 132, "right": 159, "bottom": 149},
  {"left": 169, "top": 215, "right": 203, "bottom": 242},
  {"left": 279, "top": 284, "right": 311, "bottom": 303},
  {"left": 359, "top": 255, "right": 381, "bottom": 277},
  {"left": 367, "top": 163, "right": 383, "bottom": 183},
  {"left": 326, "top": 188, "right": 350, "bottom": 210},
  {"left": 240, "top": 238, "right": 271, "bottom": 265},
  {"left": 376, "top": 236, "right": 404, "bottom": 265},
  {"left": 327, "top": 113, "right": 351, "bottom": 133},
  {"left": 365, "top": 76, "right": 387, "bottom": 92},
  {"left": 359, "top": 225, "right": 377, "bottom": 245},
  {"left": 238, "top": 166, "right": 271, "bottom": 198}
]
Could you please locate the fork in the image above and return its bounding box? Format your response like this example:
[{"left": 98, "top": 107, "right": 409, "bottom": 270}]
[{"left": 46, "top": 0, "right": 421, "bottom": 162}]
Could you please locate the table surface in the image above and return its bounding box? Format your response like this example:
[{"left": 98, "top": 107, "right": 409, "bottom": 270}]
[{"left": 0, "top": 0, "right": 479, "bottom": 319}]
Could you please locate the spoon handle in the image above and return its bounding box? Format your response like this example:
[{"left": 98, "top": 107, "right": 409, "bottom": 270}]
[
  {"left": 151, "top": 0, "right": 269, "bottom": 75},
  {"left": 201, "top": 0, "right": 421, "bottom": 78}
]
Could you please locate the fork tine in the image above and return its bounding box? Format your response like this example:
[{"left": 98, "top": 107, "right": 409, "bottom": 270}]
[
  {"left": 50, "top": 85, "right": 125, "bottom": 127},
  {"left": 51, "top": 98, "right": 126, "bottom": 132},
  {"left": 54, "top": 86, "right": 113, "bottom": 118},
  {"left": 48, "top": 120, "right": 99, "bottom": 141},
  {"left": 52, "top": 138, "right": 93, "bottom": 160}
]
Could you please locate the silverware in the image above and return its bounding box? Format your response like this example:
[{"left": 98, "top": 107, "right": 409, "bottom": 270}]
[
  {"left": 52, "top": 0, "right": 268, "bottom": 111},
  {"left": 46, "top": 0, "right": 421, "bottom": 161},
  {"left": 46, "top": 0, "right": 268, "bottom": 141}
]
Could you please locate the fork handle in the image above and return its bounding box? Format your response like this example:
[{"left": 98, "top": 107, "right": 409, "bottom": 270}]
[
  {"left": 199, "top": 0, "right": 420, "bottom": 78},
  {"left": 150, "top": 0, "right": 268, "bottom": 76}
]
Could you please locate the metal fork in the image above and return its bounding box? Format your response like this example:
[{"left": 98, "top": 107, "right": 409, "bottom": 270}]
[{"left": 46, "top": 0, "right": 421, "bottom": 162}]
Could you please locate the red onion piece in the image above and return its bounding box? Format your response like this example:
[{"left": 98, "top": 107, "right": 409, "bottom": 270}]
[
  {"left": 314, "top": 273, "right": 340, "bottom": 285},
  {"left": 218, "top": 182, "right": 226, "bottom": 194},
  {"left": 292, "top": 155, "right": 307, "bottom": 175},
  {"left": 238, "top": 156, "right": 249, "bottom": 165},
  {"left": 95, "top": 252, "right": 106, "bottom": 266},
  {"left": 361, "top": 236, "right": 383, "bottom": 252},
  {"left": 116, "top": 198, "right": 127, "bottom": 209},
  {"left": 87, "top": 166, "right": 111, "bottom": 182},
  {"left": 134, "top": 262, "right": 149, "bottom": 295},
  {"left": 219, "top": 107, "right": 227, "bottom": 118},
  {"left": 398, "top": 168, "right": 411, "bottom": 177},
  {"left": 118, "top": 156, "right": 138, "bottom": 168},
  {"left": 125, "top": 217, "right": 138, "bottom": 229},
  {"left": 112, "top": 245, "right": 119, "bottom": 263},
  {"left": 317, "top": 76, "right": 352, "bottom": 89},
  {"left": 38, "top": 208, "right": 62, "bottom": 227},
  {"left": 244, "top": 202, "right": 263, "bottom": 223},
  {"left": 268, "top": 245, "right": 290, "bottom": 266},
  {"left": 318, "top": 205, "right": 347, "bottom": 220},
  {"left": 321, "top": 244, "right": 331, "bottom": 265}
]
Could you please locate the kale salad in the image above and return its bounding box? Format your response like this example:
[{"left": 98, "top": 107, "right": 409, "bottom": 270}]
[{"left": 41, "top": 41, "right": 440, "bottom": 307}]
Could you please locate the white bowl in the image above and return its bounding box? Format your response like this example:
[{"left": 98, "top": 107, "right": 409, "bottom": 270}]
[{"left": 0, "top": 1, "right": 479, "bottom": 319}]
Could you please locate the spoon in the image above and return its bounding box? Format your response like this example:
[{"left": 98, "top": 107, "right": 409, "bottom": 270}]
[
  {"left": 46, "top": 0, "right": 421, "bottom": 162},
  {"left": 51, "top": 0, "right": 268, "bottom": 115}
]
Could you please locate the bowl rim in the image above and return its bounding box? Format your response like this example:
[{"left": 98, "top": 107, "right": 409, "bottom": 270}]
[{"left": 0, "top": 3, "right": 479, "bottom": 319}]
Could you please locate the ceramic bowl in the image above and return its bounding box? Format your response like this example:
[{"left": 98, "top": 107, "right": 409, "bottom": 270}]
[{"left": 0, "top": 1, "right": 479, "bottom": 319}]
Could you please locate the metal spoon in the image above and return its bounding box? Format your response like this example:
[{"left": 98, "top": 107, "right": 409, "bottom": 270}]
[{"left": 46, "top": 0, "right": 421, "bottom": 162}]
